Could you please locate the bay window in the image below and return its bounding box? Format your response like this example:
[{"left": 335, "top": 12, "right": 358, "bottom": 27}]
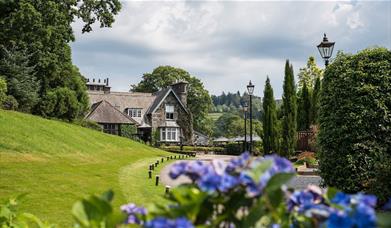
[{"left": 160, "top": 127, "right": 179, "bottom": 142}]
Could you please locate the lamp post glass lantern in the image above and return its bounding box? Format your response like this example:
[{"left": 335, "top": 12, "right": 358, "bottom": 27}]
[
  {"left": 317, "top": 33, "right": 335, "bottom": 66},
  {"left": 247, "top": 81, "right": 254, "bottom": 155},
  {"left": 243, "top": 102, "right": 248, "bottom": 151}
]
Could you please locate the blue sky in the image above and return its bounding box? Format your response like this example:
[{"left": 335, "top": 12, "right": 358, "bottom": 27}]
[{"left": 71, "top": 0, "right": 391, "bottom": 98}]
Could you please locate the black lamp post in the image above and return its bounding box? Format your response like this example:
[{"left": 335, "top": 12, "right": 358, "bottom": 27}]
[
  {"left": 243, "top": 102, "right": 248, "bottom": 152},
  {"left": 247, "top": 80, "right": 255, "bottom": 155},
  {"left": 317, "top": 33, "right": 335, "bottom": 67}
]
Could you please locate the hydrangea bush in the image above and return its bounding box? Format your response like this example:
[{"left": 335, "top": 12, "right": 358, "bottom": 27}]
[{"left": 114, "top": 153, "right": 390, "bottom": 228}]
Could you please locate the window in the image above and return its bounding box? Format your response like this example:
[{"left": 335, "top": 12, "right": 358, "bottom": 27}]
[
  {"left": 160, "top": 127, "right": 179, "bottom": 142},
  {"left": 126, "top": 108, "right": 142, "bottom": 117},
  {"left": 165, "top": 105, "right": 174, "bottom": 120},
  {"left": 103, "top": 123, "right": 118, "bottom": 135}
]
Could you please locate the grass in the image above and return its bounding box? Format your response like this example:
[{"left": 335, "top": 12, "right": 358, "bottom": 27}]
[{"left": 0, "top": 110, "right": 174, "bottom": 226}]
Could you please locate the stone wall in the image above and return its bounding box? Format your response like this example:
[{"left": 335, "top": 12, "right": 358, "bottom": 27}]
[{"left": 151, "top": 92, "right": 193, "bottom": 144}]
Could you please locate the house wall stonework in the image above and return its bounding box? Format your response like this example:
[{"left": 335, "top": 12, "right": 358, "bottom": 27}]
[{"left": 151, "top": 93, "right": 193, "bottom": 144}]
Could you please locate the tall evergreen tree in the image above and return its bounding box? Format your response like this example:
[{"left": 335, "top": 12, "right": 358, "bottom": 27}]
[
  {"left": 281, "top": 60, "right": 297, "bottom": 157},
  {"left": 0, "top": 46, "right": 39, "bottom": 112},
  {"left": 262, "top": 77, "right": 278, "bottom": 154},
  {"left": 311, "top": 77, "right": 321, "bottom": 124},
  {"left": 297, "top": 83, "right": 311, "bottom": 130}
]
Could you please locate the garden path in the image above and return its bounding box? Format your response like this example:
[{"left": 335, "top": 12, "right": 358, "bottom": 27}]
[{"left": 159, "top": 154, "right": 322, "bottom": 189}]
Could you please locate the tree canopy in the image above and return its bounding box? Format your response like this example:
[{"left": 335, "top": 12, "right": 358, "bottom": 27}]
[
  {"left": 0, "top": 0, "right": 121, "bottom": 120},
  {"left": 131, "top": 66, "right": 212, "bottom": 134},
  {"left": 297, "top": 56, "right": 323, "bottom": 90}
]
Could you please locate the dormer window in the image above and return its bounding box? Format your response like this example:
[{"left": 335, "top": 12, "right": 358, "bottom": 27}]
[
  {"left": 126, "top": 108, "right": 142, "bottom": 117},
  {"left": 165, "top": 105, "right": 174, "bottom": 120}
]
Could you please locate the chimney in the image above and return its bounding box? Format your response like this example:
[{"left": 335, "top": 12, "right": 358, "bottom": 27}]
[{"left": 171, "top": 81, "right": 188, "bottom": 106}]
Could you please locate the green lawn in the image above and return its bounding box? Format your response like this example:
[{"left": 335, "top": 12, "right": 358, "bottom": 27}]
[{"left": 0, "top": 110, "right": 173, "bottom": 226}]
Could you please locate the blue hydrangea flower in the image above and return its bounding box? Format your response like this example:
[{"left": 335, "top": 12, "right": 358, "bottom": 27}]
[
  {"left": 226, "top": 151, "right": 250, "bottom": 172},
  {"left": 218, "top": 173, "right": 240, "bottom": 192},
  {"left": 351, "top": 193, "right": 377, "bottom": 208},
  {"left": 240, "top": 155, "right": 294, "bottom": 197},
  {"left": 120, "top": 203, "right": 147, "bottom": 225},
  {"left": 185, "top": 161, "right": 209, "bottom": 181},
  {"left": 144, "top": 217, "right": 194, "bottom": 228},
  {"left": 331, "top": 192, "right": 351, "bottom": 207},
  {"left": 326, "top": 210, "right": 353, "bottom": 228},
  {"left": 197, "top": 171, "right": 221, "bottom": 193},
  {"left": 169, "top": 162, "right": 187, "bottom": 179},
  {"left": 352, "top": 203, "right": 376, "bottom": 228}
]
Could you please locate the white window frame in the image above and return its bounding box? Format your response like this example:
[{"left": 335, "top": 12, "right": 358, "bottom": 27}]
[
  {"left": 160, "top": 127, "right": 179, "bottom": 142},
  {"left": 127, "top": 108, "right": 142, "bottom": 117},
  {"left": 165, "top": 105, "right": 175, "bottom": 120}
]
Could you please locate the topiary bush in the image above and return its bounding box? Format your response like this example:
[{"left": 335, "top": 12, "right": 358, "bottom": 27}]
[{"left": 318, "top": 47, "right": 391, "bottom": 203}]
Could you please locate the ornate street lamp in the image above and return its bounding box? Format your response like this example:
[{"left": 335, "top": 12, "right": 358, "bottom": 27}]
[
  {"left": 247, "top": 81, "right": 255, "bottom": 155},
  {"left": 243, "top": 102, "right": 248, "bottom": 152},
  {"left": 317, "top": 33, "right": 335, "bottom": 67}
]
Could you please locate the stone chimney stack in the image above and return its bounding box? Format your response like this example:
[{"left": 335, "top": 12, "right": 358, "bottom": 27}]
[{"left": 171, "top": 81, "right": 188, "bottom": 106}]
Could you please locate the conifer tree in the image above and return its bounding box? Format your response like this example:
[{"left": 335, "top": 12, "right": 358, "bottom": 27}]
[
  {"left": 281, "top": 60, "right": 297, "bottom": 157},
  {"left": 311, "top": 77, "right": 321, "bottom": 124},
  {"left": 297, "top": 83, "right": 311, "bottom": 130},
  {"left": 262, "top": 77, "right": 278, "bottom": 154}
]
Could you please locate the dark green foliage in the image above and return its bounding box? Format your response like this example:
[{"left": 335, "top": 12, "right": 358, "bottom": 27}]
[
  {"left": 0, "top": 0, "right": 121, "bottom": 120},
  {"left": 120, "top": 124, "right": 138, "bottom": 139},
  {"left": 318, "top": 47, "right": 391, "bottom": 203},
  {"left": 281, "top": 60, "right": 297, "bottom": 157},
  {"left": 0, "top": 46, "right": 39, "bottom": 112},
  {"left": 311, "top": 77, "right": 321, "bottom": 124},
  {"left": 39, "top": 87, "right": 80, "bottom": 121},
  {"left": 262, "top": 77, "right": 278, "bottom": 154},
  {"left": 297, "top": 83, "right": 311, "bottom": 131},
  {"left": 0, "top": 77, "right": 6, "bottom": 105},
  {"left": 131, "top": 66, "right": 212, "bottom": 133},
  {"left": 2, "top": 95, "right": 19, "bottom": 110}
]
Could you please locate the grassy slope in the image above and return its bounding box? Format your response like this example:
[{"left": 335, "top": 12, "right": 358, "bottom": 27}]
[{"left": 0, "top": 110, "right": 172, "bottom": 226}]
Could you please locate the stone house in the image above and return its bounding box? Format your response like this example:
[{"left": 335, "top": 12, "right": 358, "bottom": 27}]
[{"left": 85, "top": 78, "right": 193, "bottom": 144}]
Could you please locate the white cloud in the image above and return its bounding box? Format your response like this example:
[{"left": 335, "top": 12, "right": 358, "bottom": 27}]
[{"left": 71, "top": 1, "right": 391, "bottom": 97}]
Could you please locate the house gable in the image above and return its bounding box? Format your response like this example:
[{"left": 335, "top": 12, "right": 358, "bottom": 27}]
[
  {"left": 85, "top": 100, "right": 138, "bottom": 124},
  {"left": 147, "top": 88, "right": 189, "bottom": 115}
]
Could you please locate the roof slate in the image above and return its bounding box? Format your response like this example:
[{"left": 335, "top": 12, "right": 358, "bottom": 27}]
[{"left": 85, "top": 100, "right": 137, "bottom": 124}]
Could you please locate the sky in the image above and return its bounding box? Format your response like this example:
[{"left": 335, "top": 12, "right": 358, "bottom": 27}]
[{"left": 71, "top": 0, "right": 391, "bottom": 98}]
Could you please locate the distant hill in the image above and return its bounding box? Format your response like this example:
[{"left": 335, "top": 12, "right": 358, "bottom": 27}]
[{"left": 0, "top": 110, "right": 170, "bottom": 226}]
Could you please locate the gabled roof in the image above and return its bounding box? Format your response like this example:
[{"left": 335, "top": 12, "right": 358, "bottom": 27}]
[
  {"left": 147, "top": 88, "right": 189, "bottom": 114},
  {"left": 88, "top": 91, "right": 156, "bottom": 125},
  {"left": 85, "top": 100, "right": 137, "bottom": 124}
]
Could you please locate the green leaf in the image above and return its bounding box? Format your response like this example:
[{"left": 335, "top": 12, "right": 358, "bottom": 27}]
[
  {"left": 264, "top": 173, "right": 295, "bottom": 193},
  {"left": 325, "top": 187, "right": 338, "bottom": 202},
  {"left": 246, "top": 160, "right": 273, "bottom": 184}
]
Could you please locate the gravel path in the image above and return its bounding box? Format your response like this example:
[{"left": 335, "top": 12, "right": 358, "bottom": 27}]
[{"left": 160, "top": 155, "right": 322, "bottom": 189}]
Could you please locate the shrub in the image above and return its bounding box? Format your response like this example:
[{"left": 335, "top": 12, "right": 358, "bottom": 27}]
[
  {"left": 318, "top": 48, "right": 391, "bottom": 203},
  {"left": 74, "top": 119, "right": 102, "bottom": 131},
  {"left": 2, "top": 95, "right": 18, "bottom": 110},
  {"left": 39, "top": 87, "right": 80, "bottom": 121},
  {"left": 0, "top": 77, "right": 7, "bottom": 105},
  {"left": 121, "top": 124, "right": 138, "bottom": 139}
]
